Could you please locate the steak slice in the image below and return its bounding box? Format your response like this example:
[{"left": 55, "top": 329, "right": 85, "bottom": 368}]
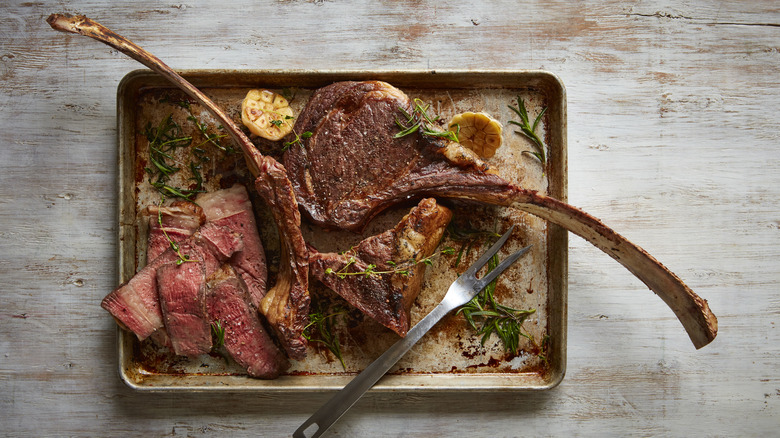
[
  {"left": 310, "top": 198, "right": 452, "bottom": 336},
  {"left": 254, "top": 156, "right": 310, "bottom": 360},
  {"left": 156, "top": 223, "right": 243, "bottom": 357},
  {"left": 206, "top": 264, "right": 290, "bottom": 378},
  {"left": 284, "top": 80, "right": 718, "bottom": 349},
  {"left": 145, "top": 201, "right": 205, "bottom": 348},
  {"left": 197, "top": 184, "right": 268, "bottom": 310},
  {"left": 101, "top": 222, "right": 242, "bottom": 344},
  {"left": 146, "top": 201, "right": 205, "bottom": 262}
]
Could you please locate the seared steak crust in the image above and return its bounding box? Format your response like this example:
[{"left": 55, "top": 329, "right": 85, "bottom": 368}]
[
  {"left": 284, "top": 80, "right": 513, "bottom": 232},
  {"left": 310, "top": 198, "right": 452, "bottom": 336},
  {"left": 254, "top": 156, "right": 310, "bottom": 360}
]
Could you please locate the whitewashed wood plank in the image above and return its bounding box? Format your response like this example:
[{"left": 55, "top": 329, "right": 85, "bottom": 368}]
[{"left": 1, "top": 0, "right": 779, "bottom": 436}]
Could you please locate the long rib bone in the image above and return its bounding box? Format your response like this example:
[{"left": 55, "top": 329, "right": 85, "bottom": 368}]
[
  {"left": 508, "top": 190, "right": 717, "bottom": 349},
  {"left": 47, "top": 13, "right": 310, "bottom": 358}
]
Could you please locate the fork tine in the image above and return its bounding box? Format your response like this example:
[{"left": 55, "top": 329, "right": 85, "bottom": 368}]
[
  {"left": 472, "top": 245, "right": 533, "bottom": 292},
  {"left": 460, "top": 225, "right": 516, "bottom": 279}
]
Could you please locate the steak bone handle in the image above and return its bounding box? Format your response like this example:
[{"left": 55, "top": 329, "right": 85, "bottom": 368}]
[
  {"left": 46, "top": 13, "right": 264, "bottom": 177},
  {"left": 511, "top": 189, "right": 717, "bottom": 349}
]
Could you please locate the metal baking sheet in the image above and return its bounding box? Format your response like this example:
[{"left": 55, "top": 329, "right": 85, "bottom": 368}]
[{"left": 116, "top": 70, "right": 567, "bottom": 391}]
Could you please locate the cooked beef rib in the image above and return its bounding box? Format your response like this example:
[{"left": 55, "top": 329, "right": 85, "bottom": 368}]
[
  {"left": 254, "top": 157, "right": 310, "bottom": 360},
  {"left": 285, "top": 80, "right": 718, "bottom": 349},
  {"left": 206, "top": 264, "right": 290, "bottom": 378},
  {"left": 310, "top": 198, "right": 452, "bottom": 336}
]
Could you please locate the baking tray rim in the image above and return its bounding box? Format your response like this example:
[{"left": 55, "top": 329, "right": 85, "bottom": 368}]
[{"left": 115, "top": 68, "right": 568, "bottom": 392}]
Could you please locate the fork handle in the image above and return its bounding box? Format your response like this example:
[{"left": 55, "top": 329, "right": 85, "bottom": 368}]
[{"left": 294, "top": 303, "right": 452, "bottom": 438}]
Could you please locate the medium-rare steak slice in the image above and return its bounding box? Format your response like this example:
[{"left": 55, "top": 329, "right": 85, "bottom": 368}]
[
  {"left": 145, "top": 201, "right": 205, "bottom": 348},
  {"left": 197, "top": 185, "right": 268, "bottom": 310},
  {"left": 156, "top": 223, "right": 243, "bottom": 357},
  {"left": 101, "top": 252, "right": 172, "bottom": 340},
  {"left": 254, "top": 157, "right": 310, "bottom": 360},
  {"left": 146, "top": 201, "right": 205, "bottom": 262},
  {"left": 206, "top": 264, "right": 290, "bottom": 378},
  {"left": 285, "top": 80, "right": 718, "bottom": 349},
  {"left": 310, "top": 198, "right": 452, "bottom": 336}
]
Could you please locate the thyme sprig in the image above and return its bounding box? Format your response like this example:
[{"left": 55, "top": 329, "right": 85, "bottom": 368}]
[
  {"left": 156, "top": 195, "right": 197, "bottom": 265},
  {"left": 508, "top": 96, "right": 548, "bottom": 165},
  {"left": 456, "top": 252, "right": 536, "bottom": 354},
  {"left": 303, "top": 305, "right": 348, "bottom": 370},
  {"left": 325, "top": 246, "right": 456, "bottom": 279},
  {"left": 283, "top": 124, "right": 313, "bottom": 151},
  {"left": 143, "top": 113, "right": 205, "bottom": 201},
  {"left": 188, "top": 115, "right": 233, "bottom": 154},
  {"left": 395, "top": 98, "right": 459, "bottom": 143}
]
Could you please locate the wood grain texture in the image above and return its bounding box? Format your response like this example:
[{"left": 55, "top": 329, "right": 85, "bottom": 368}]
[{"left": 1, "top": 0, "right": 778, "bottom": 436}]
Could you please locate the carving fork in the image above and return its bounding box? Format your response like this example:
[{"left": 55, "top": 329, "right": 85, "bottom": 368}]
[{"left": 294, "top": 226, "right": 532, "bottom": 437}]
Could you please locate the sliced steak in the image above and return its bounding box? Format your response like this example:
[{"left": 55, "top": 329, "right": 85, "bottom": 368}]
[
  {"left": 206, "top": 264, "right": 290, "bottom": 378},
  {"left": 101, "top": 252, "right": 172, "bottom": 340},
  {"left": 310, "top": 198, "right": 452, "bottom": 336},
  {"left": 145, "top": 201, "right": 205, "bottom": 348},
  {"left": 156, "top": 223, "right": 243, "bottom": 356},
  {"left": 254, "top": 156, "right": 310, "bottom": 360},
  {"left": 196, "top": 184, "right": 268, "bottom": 310},
  {"left": 285, "top": 80, "right": 718, "bottom": 349},
  {"left": 101, "top": 222, "right": 242, "bottom": 345}
]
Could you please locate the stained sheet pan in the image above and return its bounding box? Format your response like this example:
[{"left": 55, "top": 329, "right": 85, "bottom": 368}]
[{"left": 116, "top": 70, "right": 567, "bottom": 391}]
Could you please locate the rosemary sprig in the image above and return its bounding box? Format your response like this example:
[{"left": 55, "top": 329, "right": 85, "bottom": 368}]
[
  {"left": 209, "top": 319, "right": 232, "bottom": 363},
  {"left": 211, "top": 320, "right": 226, "bottom": 349},
  {"left": 456, "top": 252, "right": 536, "bottom": 354},
  {"left": 508, "top": 96, "right": 548, "bottom": 165},
  {"left": 303, "top": 305, "right": 348, "bottom": 370},
  {"left": 446, "top": 223, "right": 501, "bottom": 267},
  {"left": 325, "top": 247, "right": 456, "bottom": 279},
  {"left": 395, "top": 98, "right": 459, "bottom": 143},
  {"left": 156, "top": 195, "right": 197, "bottom": 265}
]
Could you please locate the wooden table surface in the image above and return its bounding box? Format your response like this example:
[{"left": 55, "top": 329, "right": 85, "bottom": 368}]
[{"left": 2, "top": 1, "right": 778, "bottom": 436}]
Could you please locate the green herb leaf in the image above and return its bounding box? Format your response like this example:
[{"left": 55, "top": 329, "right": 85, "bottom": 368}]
[
  {"left": 395, "top": 98, "right": 459, "bottom": 143},
  {"left": 508, "top": 96, "right": 548, "bottom": 166},
  {"left": 451, "top": 228, "right": 537, "bottom": 355},
  {"left": 303, "top": 305, "right": 348, "bottom": 370}
]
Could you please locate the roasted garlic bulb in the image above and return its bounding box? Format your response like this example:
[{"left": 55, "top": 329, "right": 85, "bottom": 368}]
[
  {"left": 241, "top": 89, "right": 294, "bottom": 141},
  {"left": 448, "top": 112, "right": 503, "bottom": 158}
]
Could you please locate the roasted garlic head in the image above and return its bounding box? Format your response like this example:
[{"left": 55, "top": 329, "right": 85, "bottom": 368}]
[
  {"left": 241, "top": 89, "right": 294, "bottom": 141},
  {"left": 448, "top": 112, "right": 503, "bottom": 158}
]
